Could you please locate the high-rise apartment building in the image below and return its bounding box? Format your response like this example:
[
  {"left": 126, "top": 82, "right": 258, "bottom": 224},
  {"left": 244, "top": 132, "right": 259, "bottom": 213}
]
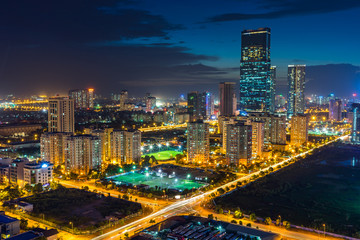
[
  {"left": 68, "top": 88, "right": 94, "bottom": 109},
  {"left": 251, "top": 121, "right": 264, "bottom": 158},
  {"left": 270, "top": 115, "right": 287, "bottom": 145},
  {"left": 90, "top": 128, "right": 113, "bottom": 163},
  {"left": 329, "top": 99, "right": 342, "bottom": 121},
  {"left": 221, "top": 117, "right": 236, "bottom": 153},
  {"left": 239, "top": 28, "right": 274, "bottom": 113},
  {"left": 248, "top": 112, "right": 271, "bottom": 144},
  {"left": 290, "top": 114, "right": 308, "bottom": 146},
  {"left": 288, "top": 65, "right": 306, "bottom": 117},
  {"left": 351, "top": 103, "right": 360, "bottom": 143},
  {"left": 226, "top": 121, "right": 252, "bottom": 166},
  {"left": 110, "top": 130, "right": 125, "bottom": 164},
  {"left": 123, "top": 130, "right": 142, "bottom": 164},
  {"left": 187, "top": 121, "right": 210, "bottom": 163},
  {"left": 64, "top": 135, "right": 102, "bottom": 174},
  {"left": 40, "top": 132, "right": 72, "bottom": 166},
  {"left": 219, "top": 82, "right": 236, "bottom": 116},
  {"left": 48, "top": 97, "right": 75, "bottom": 133}
]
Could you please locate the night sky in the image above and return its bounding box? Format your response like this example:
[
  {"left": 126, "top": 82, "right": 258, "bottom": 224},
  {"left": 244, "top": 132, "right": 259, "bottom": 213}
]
[{"left": 0, "top": 0, "right": 359, "bottom": 98}]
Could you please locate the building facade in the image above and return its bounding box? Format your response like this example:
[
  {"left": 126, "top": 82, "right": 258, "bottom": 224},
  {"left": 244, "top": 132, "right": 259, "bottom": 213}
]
[
  {"left": 48, "top": 97, "right": 75, "bottom": 133},
  {"left": 251, "top": 121, "right": 264, "bottom": 158},
  {"left": 288, "top": 65, "right": 306, "bottom": 117},
  {"left": 239, "top": 28, "right": 274, "bottom": 113},
  {"left": 40, "top": 132, "right": 72, "bottom": 166},
  {"left": 270, "top": 115, "right": 286, "bottom": 145},
  {"left": 123, "top": 130, "right": 142, "bottom": 164},
  {"left": 187, "top": 121, "right": 210, "bottom": 163}
]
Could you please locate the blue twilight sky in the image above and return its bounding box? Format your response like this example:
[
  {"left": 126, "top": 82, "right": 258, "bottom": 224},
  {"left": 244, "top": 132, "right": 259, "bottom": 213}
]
[{"left": 0, "top": 0, "right": 359, "bottom": 98}]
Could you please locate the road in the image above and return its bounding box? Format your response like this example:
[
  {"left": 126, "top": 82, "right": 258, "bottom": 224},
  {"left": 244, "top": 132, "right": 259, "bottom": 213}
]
[{"left": 92, "top": 136, "right": 346, "bottom": 240}]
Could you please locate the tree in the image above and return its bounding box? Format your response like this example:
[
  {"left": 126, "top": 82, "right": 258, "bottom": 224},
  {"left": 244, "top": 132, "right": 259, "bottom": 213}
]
[
  {"left": 24, "top": 184, "right": 33, "bottom": 193},
  {"left": 208, "top": 214, "right": 214, "bottom": 220},
  {"left": 265, "top": 217, "right": 272, "bottom": 225},
  {"left": 283, "top": 221, "right": 291, "bottom": 230},
  {"left": 20, "top": 218, "right": 28, "bottom": 229},
  {"left": 32, "top": 183, "right": 43, "bottom": 194},
  {"left": 231, "top": 220, "right": 237, "bottom": 224},
  {"left": 218, "top": 208, "right": 223, "bottom": 214},
  {"left": 69, "top": 172, "right": 78, "bottom": 180},
  {"left": 147, "top": 193, "right": 153, "bottom": 198},
  {"left": 249, "top": 213, "right": 257, "bottom": 222},
  {"left": 234, "top": 209, "right": 243, "bottom": 219}
]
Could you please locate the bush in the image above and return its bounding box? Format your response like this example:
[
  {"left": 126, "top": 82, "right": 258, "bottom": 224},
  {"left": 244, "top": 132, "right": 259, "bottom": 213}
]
[
  {"left": 246, "top": 223, "right": 251, "bottom": 227},
  {"left": 231, "top": 220, "right": 237, "bottom": 224}
]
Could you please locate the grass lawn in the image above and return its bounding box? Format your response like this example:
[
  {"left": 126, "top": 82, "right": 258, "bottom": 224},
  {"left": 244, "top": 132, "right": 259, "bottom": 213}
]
[
  {"left": 141, "top": 150, "right": 181, "bottom": 160},
  {"left": 110, "top": 172, "right": 204, "bottom": 191}
]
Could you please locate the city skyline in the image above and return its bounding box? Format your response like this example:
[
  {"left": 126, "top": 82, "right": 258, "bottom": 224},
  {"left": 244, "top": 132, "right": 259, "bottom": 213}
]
[{"left": 0, "top": 0, "right": 359, "bottom": 98}]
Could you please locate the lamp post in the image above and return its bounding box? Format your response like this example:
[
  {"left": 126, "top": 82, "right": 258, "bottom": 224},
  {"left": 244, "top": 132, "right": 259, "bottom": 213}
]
[
  {"left": 323, "top": 224, "right": 326, "bottom": 238},
  {"left": 69, "top": 222, "right": 74, "bottom": 232}
]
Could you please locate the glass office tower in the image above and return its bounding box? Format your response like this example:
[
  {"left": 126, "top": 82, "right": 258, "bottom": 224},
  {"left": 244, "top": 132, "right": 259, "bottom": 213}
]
[{"left": 240, "top": 28, "right": 274, "bottom": 113}]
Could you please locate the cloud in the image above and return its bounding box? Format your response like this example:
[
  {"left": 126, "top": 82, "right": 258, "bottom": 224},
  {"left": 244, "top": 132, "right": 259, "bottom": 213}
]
[
  {"left": 205, "top": 0, "right": 360, "bottom": 22},
  {"left": 0, "top": 0, "right": 183, "bottom": 46}
]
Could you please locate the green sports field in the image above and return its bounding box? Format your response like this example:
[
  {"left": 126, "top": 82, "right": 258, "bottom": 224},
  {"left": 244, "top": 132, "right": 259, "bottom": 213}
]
[
  {"left": 142, "top": 150, "right": 182, "bottom": 161},
  {"left": 109, "top": 172, "right": 204, "bottom": 191}
]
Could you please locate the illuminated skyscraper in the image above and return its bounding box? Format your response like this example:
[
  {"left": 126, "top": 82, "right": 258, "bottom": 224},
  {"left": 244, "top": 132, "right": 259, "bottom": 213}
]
[
  {"left": 48, "top": 96, "right": 75, "bottom": 133},
  {"left": 240, "top": 28, "right": 274, "bottom": 113},
  {"left": 119, "top": 90, "right": 128, "bottom": 110},
  {"left": 351, "top": 103, "right": 360, "bottom": 143},
  {"left": 219, "top": 82, "right": 236, "bottom": 116},
  {"left": 251, "top": 121, "right": 264, "bottom": 158},
  {"left": 40, "top": 132, "right": 72, "bottom": 166},
  {"left": 288, "top": 65, "right": 306, "bottom": 117},
  {"left": 187, "top": 120, "right": 209, "bottom": 163},
  {"left": 123, "top": 130, "right": 142, "bottom": 164},
  {"left": 270, "top": 115, "right": 286, "bottom": 145}
]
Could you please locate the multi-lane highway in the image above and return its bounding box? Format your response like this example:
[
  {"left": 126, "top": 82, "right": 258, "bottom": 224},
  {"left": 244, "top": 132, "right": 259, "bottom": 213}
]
[{"left": 92, "top": 135, "right": 347, "bottom": 240}]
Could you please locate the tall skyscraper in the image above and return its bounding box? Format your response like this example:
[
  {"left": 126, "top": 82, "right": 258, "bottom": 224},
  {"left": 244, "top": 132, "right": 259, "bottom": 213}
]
[
  {"left": 146, "top": 95, "right": 156, "bottom": 112},
  {"left": 48, "top": 96, "right": 75, "bottom": 133},
  {"left": 290, "top": 114, "right": 308, "bottom": 146},
  {"left": 187, "top": 120, "right": 210, "bottom": 163},
  {"left": 288, "top": 65, "right": 306, "bottom": 117},
  {"left": 219, "top": 82, "right": 236, "bottom": 116},
  {"left": 329, "top": 99, "right": 342, "bottom": 121},
  {"left": 68, "top": 88, "right": 94, "bottom": 109},
  {"left": 351, "top": 103, "right": 360, "bottom": 143},
  {"left": 226, "top": 121, "right": 252, "bottom": 166},
  {"left": 239, "top": 28, "right": 274, "bottom": 113}
]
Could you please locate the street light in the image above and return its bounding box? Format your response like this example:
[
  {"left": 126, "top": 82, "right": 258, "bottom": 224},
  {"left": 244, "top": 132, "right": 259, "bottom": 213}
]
[{"left": 69, "top": 222, "right": 74, "bottom": 232}]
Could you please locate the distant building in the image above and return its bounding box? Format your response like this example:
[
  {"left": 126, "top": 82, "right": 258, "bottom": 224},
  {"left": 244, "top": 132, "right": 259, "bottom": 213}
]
[
  {"left": 219, "top": 82, "right": 236, "bottom": 116},
  {"left": 119, "top": 90, "right": 128, "bottom": 110},
  {"left": 48, "top": 97, "right": 75, "bottom": 133},
  {"left": 290, "top": 114, "right": 308, "bottom": 146},
  {"left": 329, "top": 99, "right": 342, "bottom": 121},
  {"left": 226, "top": 121, "right": 252, "bottom": 166},
  {"left": 239, "top": 28, "right": 274, "bottom": 113},
  {"left": 351, "top": 103, "right": 360, "bottom": 143},
  {"left": 187, "top": 91, "right": 211, "bottom": 121},
  {"left": 0, "top": 212, "right": 20, "bottom": 238},
  {"left": 146, "top": 96, "right": 156, "bottom": 112},
  {"left": 288, "top": 65, "right": 306, "bottom": 117},
  {"left": 23, "top": 162, "right": 53, "bottom": 186},
  {"left": 187, "top": 121, "right": 210, "bottom": 163},
  {"left": 0, "top": 124, "right": 42, "bottom": 138},
  {"left": 68, "top": 88, "right": 94, "bottom": 109},
  {"left": 64, "top": 135, "right": 102, "bottom": 175},
  {"left": 248, "top": 112, "right": 272, "bottom": 144}
]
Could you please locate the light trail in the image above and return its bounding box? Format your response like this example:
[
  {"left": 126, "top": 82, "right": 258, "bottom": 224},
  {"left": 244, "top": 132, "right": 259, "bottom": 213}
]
[{"left": 92, "top": 135, "right": 347, "bottom": 240}]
